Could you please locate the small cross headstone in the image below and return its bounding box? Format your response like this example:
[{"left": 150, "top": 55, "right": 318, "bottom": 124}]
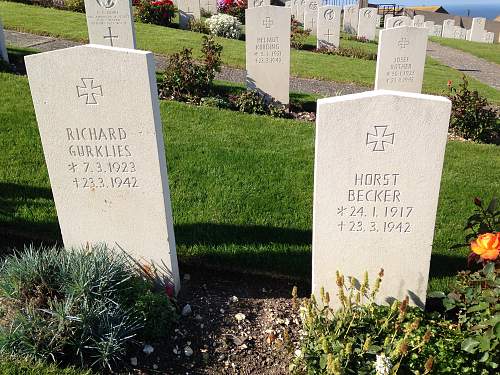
[
  {"left": 179, "top": 0, "right": 201, "bottom": 29},
  {"left": 375, "top": 26, "right": 428, "bottom": 93},
  {"left": 424, "top": 21, "right": 434, "bottom": 36},
  {"left": 432, "top": 24, "right": 442, "bottom": 37},
  {"left": 317, "top": 5, "right": 341, "bottom": 49},
  {"left": 412, "top": 15, "right": 425, "bottom": 28},
  {"left": 83, "top": 0, "right": 136, "bottom": 49},
  {"left": 303, "top": 0, "right": 319, "bottom": 35},
  {"left": 248, "top": 0, "right": 270, "bottom": 8},
  {"left": 343, "top": 4, "right": 359, "bottom": 34},
  {"left": 200, "top": 0, "right": 218, "bottom": 14},
  {"left": 313, "top": 90, "right": 451, "bottom": 309},
  {"left": 295, "top": 0, "right": 306, "bottom": 25},
  {"left": 385, "top": 16, "right": 411, "bottom": 29},
  {"left": 484, "top": 31, "right": 494, "bottom": 44},
  {"left": 441, "top": 19, "right": 455, "bottom": 38},
  {"left": 357, "top": 7, "right": 377, "bottom": 41},
  {"left": 245, "top": 5, "right": 291, "bottom": 104},
  {"left": 0, "top": 17, "right": 8, "bottom": 63},
  {"left": 25, "top": 45, "right": 180, "bottom": 292},
  {"left": 469, "top": 17, "right": 486, "bottom": 42}
]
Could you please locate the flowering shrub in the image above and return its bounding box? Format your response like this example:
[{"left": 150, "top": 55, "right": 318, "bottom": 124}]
[
  {"left": 290, "top": 16, "right": 310, "bottom": 49},
  {"left": 206, "top": 14, "right": 242, "bottom": 39},
  {"left": 135, "top": 0, "right": 176, "bottom": 26},
  {"left": 217, "top": 0, "right": 246, "bottom": 23}
]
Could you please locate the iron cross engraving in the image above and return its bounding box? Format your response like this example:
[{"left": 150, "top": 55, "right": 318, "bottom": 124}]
[
  {"left": 76, "top": 78, "right": 103, "bottom": 105},
  {"left": 366, "top": 125, "right": 395, "bottom": 152}
]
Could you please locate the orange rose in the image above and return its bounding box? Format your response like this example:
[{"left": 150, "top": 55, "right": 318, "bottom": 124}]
[{"left": 471, "top": 233, "right": 500, "bottom": 261}]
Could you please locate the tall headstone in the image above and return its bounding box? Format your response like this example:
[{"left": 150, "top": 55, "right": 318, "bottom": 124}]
[
  {"left": 441, "top": 19, "right": 455, "bottom": 38},
  {"left": 432, "top": 24, "right": 443, "bottom": 37},
  {"left": 83, "top": 0, "right": 136, "bottom": 49},
  {"left": 412, "top": 14, "right": 425, "bottom": 28},
  {"left": 25, "top": 45, "right": 180, "bottom": 291},
  {"left": 0, "top": 17, "right": 8, "bottom": 63},
  {"left": 343, "top": 4, "right": 359, "bottom": 34},
  {"left": 384, "top": 14, "right": 394, "bottom": 28},
  {"left": 317, "top": 5, "right": 341, "bottom": 49},
  {"left": 296, "top": 0, "right": 306, "bottom": 25},
  {"left": 313, "top": 90, "right": 451, "bottom": 308},
  {"left": 291, "top": 0, "right": 299, "bottom": 19},
  {"left": 248, "top": 0, "right": 271, "bottom": 8},
  {"left": 375, "top": 26, "right": 428, "bottom": 93},
  {"left": 179, "top": 0, "right": 201, "bottom": 29},
  {"left": 357, "top": 7, "right": 377, "bottom": 41},
  {"left": 245, "top": 6, "right": 291, "bottom": 104},
  {"left": 303, "top": 0, "right": 319, "bottom": 35},
  {"left": 385, "top": 16, "right": 411, "bottom": 29},
  {"left": 424, "top": 21, "right": 434, "bottom": 36},
  {"left": 469, "top": 17, "right": 486, "bottom": 42},
  {"left": 200, "top": 0, "right": 218, "bottom": 14}
]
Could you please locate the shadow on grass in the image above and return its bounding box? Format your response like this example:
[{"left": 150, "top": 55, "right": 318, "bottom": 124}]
[
  {"left": 5, "top": 47, "right": 37, "bottom": 75},
  {"left": 429, "top": 252, "right": 466, "bottom": 278}
]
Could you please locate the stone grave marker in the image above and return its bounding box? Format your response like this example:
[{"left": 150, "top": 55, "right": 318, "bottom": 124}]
[
  {"left": 385, "top": 16, "right": 411, "bottom": 29},
  {"left": 317, "top": 5, "right": 341, "bottom": 49},
  {"left": 441, "top": 19, "right": 455, "bottom": 38},
  {"left": 384, "top": 14, "right": 394, "bottom": 28},
  {"left": 375, "top": 26, "right": 428, "bottom": 93},
  {"left": 83, "top": 0, "right": 136, "bottom": 49},
  {"left": 484, "top": 31, "right": 494, "bottom": 44},
  {"left": 303, "top": 0, "right": 319, "bottom": 35},
  {"left": 291, "top": 0, "right": 299, "bottom": 19},
  {"left": 466, "top": 29, "right": 471, "bottom": 40},
  {"left": 343, "top": 4, "right": 359, "bottom": 34},
  {"left": 179, "top": 0, "right": 201, "bottom": 29},
  {"left": 424, "top": 21, "right": 434, "bottom": 35},
  {"left": 376, "top": 14, "right": 382, "bottom": 28},
  {"left": 357, "top": 7, "right": 377, "bottom": 41},
  {"left": 296, "top": 0, "right": 306, "bottom": 25},
  {"left": 200, "top": 0, "right": 218, "bottom": 14},
  {"left": 469, "top": 17, "right": 486, "bottom": 42},
  {"left": 412, "top": 14, "right": 425, "bottom": 28},
  {"left": 248, "top": 0, "right": 271, "bottom": 8},
  {"left": 313, "top": 90, "right": 451, "bottom": 308},
  {"left": 245, "top": 6, "right": 291, "bottom": 104},
  {"left": 0, "top": 17, "right": 8, "bottom": 63},
  {"left": 25, "top": 44, "right": 180, "bottom": 292},
  {"left": 432, "top": 24, "right": 442, "bottom": 37}
]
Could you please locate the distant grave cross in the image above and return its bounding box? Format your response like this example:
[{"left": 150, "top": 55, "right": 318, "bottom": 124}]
[
  {"left": 262, "top": 17, "right": 274, "bottom": 28},
  {"left": 309, "top": 17, "right": 316, "bottom": 30},
  {"left": 76, "top": 78, "right": 103, "bottom": 105},
  {"left": 103, "top": 27, "right": 118, "bottom": 47},
  {"left": 324, "top": 29, "right": 335, "bottom": 42},
  {"left": 366, "top": 125, "right": 395, "bottom": 152},
  {"left": 398, "top": 37, "right": 409, "bottom": 48}
]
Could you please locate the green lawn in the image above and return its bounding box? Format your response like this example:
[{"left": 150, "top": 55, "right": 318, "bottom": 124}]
[
  {"left": 430, "top": 36, "right": 500, "bottom": 65},
  {"left": 0, "top": 356, "right": 91, "bottom": 375},
  {"left": 1, "top": 1, "right": 500, "bottom": 103},
  {"left": 1, "top": 71, "right": 499, "bottom": 294}
]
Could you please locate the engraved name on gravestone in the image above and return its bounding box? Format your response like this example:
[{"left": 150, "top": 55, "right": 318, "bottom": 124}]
[
  {"left": 179, "top": 0, "right": 201, "bottom": 29},
  {"left": 412, "top": 15, "right": 425, "bottom": 27},
  {"left": 25, "top": 45, "right": 180, "bottom": 291},
  {"left": 441, "top": 19, "right": 455, "bottom": 38},
  {"left": 0, "top": 17, "right": 8, "bottom": 63},
  {"left": 245, "top": 6, "right": 291, "bottom": 104},
  {"left": 343, "top": 4, "right": 359, "bottom": 34},
  {"left": 357, "top": 7, "right": 377, "bottom": 41},
  {"left": 84, "top": 0, "right": 136, "bottom": 49},
  {"left": 313, "top": 90, "right": 451, "bottom": 308},
  {"left": 385, "top": 16, "right": 411, "bottom": 29},
  {"left": 375, "top": 26, "right": 428, "bottom": 93},
  {"left": 303, "top": 0, "right": 319, "bottom": 35},
  {"left": 469, "top": 17, "right": 486, "bottom": 42},
  {"left": 317, "top": 5, "right": 341, "bottom": 49}
]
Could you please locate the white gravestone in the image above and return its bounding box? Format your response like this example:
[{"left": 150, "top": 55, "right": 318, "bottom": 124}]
[
  {"left": 303, "top": 0, "right": 319, "bottom": 35},
  {"left": 317, "top": 6, "right": 341, "bottom": 49},
  {"left": 296, "top": 0, "right": 306, "bottom": 25},
  {"left": 179, "top": 0, "right": 201, "bottom": 29},
  {"left": 83, "top": 0, "right": 136, "bottom": 49},
  {"left": 343, "top": 4, "right": 359, "bottom": 34},
  {"left": 385, "top": 16, "right": 411, "bottom": 29},
  {"left": 245, "top": 6, "right": 291, "bottom": 104},
  {"left": 424, "top": 21, "right": 434, "bottom": 36},
  {"left": 0, "top": 17, "right": 8, "bottom": 63},
  {"left": 313, "top": 90, "right": 451, "bottom": 309},
  {"left": 25, "top": 45, "right": 180, "bottom": 292},
  {"left": 412, "top": 15, "right": 425, "bottom": 28},
  {"left": 248, "top": 0, "right": 271, "bottom": 8},
  {"left": 384, "top": 14, "right": 393, "bottom": 28},
  {"left": 441, "top": 19, "right": 455, "bottom": 38},
  {"left": 469, "top": 17, "right": 486, "bottom": 42},
  {"left": 484, "top": 32, "right": 494, "bottom": 44},
  {"left": 466, "top": 29, "right": 471, "bottom": 41},
  {"left": 200, "top": 0, "right": 218, "bottom": 14},
  {"left": 357, "top": 7, "right": 377, "bottom": 41},
  {"left": 291, "top": 0, "right": 299, "bottom": 19},
  {"left": 375, "top": 26, "right": 428, "bottom": 93},
  {"left": 432, "top": 24, "right": 442, "bottom": 37}
]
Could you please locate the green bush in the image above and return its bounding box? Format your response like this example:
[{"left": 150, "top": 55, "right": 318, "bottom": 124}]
[
  {"left": 316, "top": 46, "right": 377, "bottom": 61},
  {"left": 64, "top": 0, "right": 85, "bottom": 12},
  {"left": 0, "top": 245, "right": 176, "bottom": 371},
  {"left": 291, "top": 17, "right": 310, "bottom": 50},
  {"left": 448, "top": 76, "right": 499, "bottom": 144},
  {"left": 232, "top": 90, "right": 288, "bottom": 118},
  {"left": 189, "top": 18, "right": 210, "bottom": 34},
  {"left": 291, "top": 269, "right": 497, "bottom": 374}
]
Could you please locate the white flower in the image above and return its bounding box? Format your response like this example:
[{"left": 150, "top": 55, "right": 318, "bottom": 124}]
[
  {"left": 206, "top": 14, "right": 242, "bottom": 39},
  {"left": 375, "top": 353, "right": 392, "bottom": 375}
]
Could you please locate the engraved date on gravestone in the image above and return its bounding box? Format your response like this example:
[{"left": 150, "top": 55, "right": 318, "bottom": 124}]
[
  {"left": 336, "top": 173, "right": 414, "bottom": 234},
  {"left": 65, "top": 127, "right": 139, "bottom": 189},
  {"left": 386, "top": 56, "right": 415, "bottom": 84},
  {"left": 255, "top": 36, "right": 282, "bottom": 64}
]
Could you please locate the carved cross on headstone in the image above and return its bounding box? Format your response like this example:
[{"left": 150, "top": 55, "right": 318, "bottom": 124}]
[
  {"left": 324, "top": 29, "right": 335, "bottom": 42},
  {"left": 262, "top": 17, "right": 273, "bottom": 28},
  {"left": 366, "top": 125, "right": 395, "bottom": 152},
  {"left": 103, "top": 27, "right": 118, "bottom": 47},
  {"left": 398, "top": 37, "right": 409, "bottom": 48},
  {"left": 76, "top": 78, "right": 103, "bottom": 105}
]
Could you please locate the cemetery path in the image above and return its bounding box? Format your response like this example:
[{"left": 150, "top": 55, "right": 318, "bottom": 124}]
[
  {"left": 426, "top": 41, "right": 500, "bottom": 90},
  {"left": 6, "top": 29, "right": 369, "bottom": 97}
]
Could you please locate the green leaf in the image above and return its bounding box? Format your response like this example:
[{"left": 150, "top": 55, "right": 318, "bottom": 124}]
[
  {"left": 484, "top": 262, "right": 495, "bottom": 276},
  {"left": 486, "top": 197, "right": 498, "bottom": 214},
  {"left": 495, "top": 321, "right": 500, "bottom": 339},
  {"left": 479, "top": 352, "right": 489, "bottom": 362},
  {"left": 467, "top": 302, "right": 489, "bottom": 313},
  {"left": 319, "top": 354, "right": 327, "bottom": 369},
  {"left": 428, "top": 291, "right": 446, "bottom": 299},
  {"left": 479, "top": 336, "right": 491, "bottom": 351},
  {"left": 461, "top": 337, "right": 479, "bottom": 353}
]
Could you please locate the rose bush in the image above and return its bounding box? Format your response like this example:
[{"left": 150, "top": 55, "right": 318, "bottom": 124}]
[
  {"left": 135, "top": 0, "right": 176, "bottom": 26},
  {"left": 471, "top": 232, "right": 500, "bottom": 261},
  {"left": 217, "top": 0, "right": 246, "bottom": 23}
]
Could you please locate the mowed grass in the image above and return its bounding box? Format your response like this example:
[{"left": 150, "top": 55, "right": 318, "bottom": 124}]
[
  {"left": 2, "top": 72, "right": 500, "bottom": 293},
  {"left": 1, "top": 2, "right": 500, "bottom": 103},
  {"left": 430, "top": 36, "right": 500, "bottom": 65}
]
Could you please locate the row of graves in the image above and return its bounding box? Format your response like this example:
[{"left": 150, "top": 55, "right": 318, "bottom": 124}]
[{"left": 17, "top": 0, "right": 451, "bottom": 308}]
